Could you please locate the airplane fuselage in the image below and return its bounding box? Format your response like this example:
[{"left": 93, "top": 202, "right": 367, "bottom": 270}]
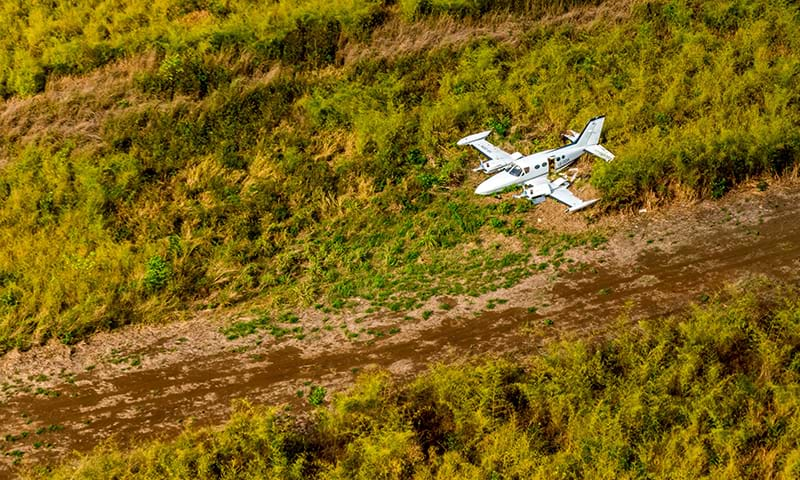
[{"left": 474, "top": 143, "right": 586, "bottom": 195}]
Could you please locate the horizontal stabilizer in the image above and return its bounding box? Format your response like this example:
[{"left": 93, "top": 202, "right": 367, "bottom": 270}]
[
  {"left": 562, "top": 130, "right": 579, "bottom": 143},
  {"left": 584, "top": 144, "right": 615, "bottom": 162}
]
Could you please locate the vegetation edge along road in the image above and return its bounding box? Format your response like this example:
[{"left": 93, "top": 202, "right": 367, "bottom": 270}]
[
  {"left": 0, "top": 0, "right": 798, "bottom": 352},
  {"left": 22, "top": 278, "right": 800, "bottom": 479}
]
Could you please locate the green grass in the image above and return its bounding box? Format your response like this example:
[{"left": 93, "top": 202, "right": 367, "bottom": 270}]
[
  {"left": 0, "top": 0, "right": 798, "bottom": 352},
  {"left": 220, "top": 315, "right": 272, "bottom": 340},
  {"left": 27, "top": 279, "right": 800, "bottom": 479}
]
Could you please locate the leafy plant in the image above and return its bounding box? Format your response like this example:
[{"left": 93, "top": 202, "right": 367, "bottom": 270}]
[
  {"left": 308, "top": 385, "right": 326, "bottom": 406},
  {"left": 143, "top": 256, "right": 171, "bottom": 293}
]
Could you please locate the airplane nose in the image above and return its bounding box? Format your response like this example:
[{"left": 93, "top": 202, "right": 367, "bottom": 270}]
[
  {"left": 475, "top": 182, "right": 492, "bottom": 195},
  {"left": 475, "top": 175, "right": 509, "bottom": 195}
]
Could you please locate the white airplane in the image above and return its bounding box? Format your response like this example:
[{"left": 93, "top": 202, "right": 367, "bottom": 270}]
[{"left": 458, "top": 116, "right": 615, "bottom": 213}]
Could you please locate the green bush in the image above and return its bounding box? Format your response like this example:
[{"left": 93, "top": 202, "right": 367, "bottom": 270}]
[
  {"left": 143, "top": 255, "right": 171, "bottom": 292},
  {"left": 0, "top": 0, "right": 392, "bottom": 98},
  {"left": 308, "top": 386, "right": 327, "bottom": 406}
]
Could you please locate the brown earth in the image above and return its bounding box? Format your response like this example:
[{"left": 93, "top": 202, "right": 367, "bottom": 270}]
[{"left": 1, "top": 179, "right": 799, "bottom": 477}]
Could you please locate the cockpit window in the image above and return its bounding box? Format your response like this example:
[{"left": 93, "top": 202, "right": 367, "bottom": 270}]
[{"left": 506, "top": 164, "right": 524, "bottom": 177}]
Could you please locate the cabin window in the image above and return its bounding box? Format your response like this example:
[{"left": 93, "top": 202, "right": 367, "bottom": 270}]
[
  {"left": 534, "top": 164, "right": 539, "bottom": 169},
  {"left": 507, "top": 165, "right": 524, "bottom": 177}
]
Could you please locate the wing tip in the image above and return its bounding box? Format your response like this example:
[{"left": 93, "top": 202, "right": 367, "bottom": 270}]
[
  {"left": 567, "top": 199, "right": 599, "bottom": 213},
  {"left": 457, "top": 130, "right": 492, "bottom": 146}
]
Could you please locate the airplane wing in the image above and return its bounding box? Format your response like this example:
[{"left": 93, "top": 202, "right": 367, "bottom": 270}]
[
  {"left": 584, "top": 144, "right": 615, "bottom": 162},
  {"left": 457, "top": 130, "right": 514, "bottom": 173},
  {"left": 549, "top": 186, "right": 599, "bottom": 213},
  {"left": 517, "top": 177, "right": 599, "bottom": 213}
]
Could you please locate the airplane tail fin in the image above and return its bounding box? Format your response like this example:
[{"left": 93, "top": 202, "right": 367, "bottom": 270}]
[{"left": 574, "top": 116, "right": 605, "bottom": 147}]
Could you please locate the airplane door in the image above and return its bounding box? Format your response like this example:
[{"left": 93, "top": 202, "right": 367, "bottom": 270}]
[{"left": 548, "top": 156, "right": 556, "bottom": 172}]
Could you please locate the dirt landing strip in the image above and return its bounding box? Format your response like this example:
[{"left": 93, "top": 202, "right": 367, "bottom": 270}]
[{"left": 1, "top": 182, "right": 799, "bottom": 477}]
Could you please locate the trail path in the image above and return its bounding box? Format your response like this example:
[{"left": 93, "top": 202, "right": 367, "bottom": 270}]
[{"left": 1, "top": 183, "right": 799, "bottom": 477}]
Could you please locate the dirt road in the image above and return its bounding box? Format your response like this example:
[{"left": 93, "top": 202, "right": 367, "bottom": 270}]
[{"left": 1, "top": 182, "right": 799, "bottom": 477}]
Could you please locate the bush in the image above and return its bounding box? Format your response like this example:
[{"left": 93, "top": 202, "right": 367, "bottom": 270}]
[
  {"left": 143, "top": 255, "right": 171, "bottom": 293},
  {"left": 308, "top": 386, "right": 327, "bottom": 406}
]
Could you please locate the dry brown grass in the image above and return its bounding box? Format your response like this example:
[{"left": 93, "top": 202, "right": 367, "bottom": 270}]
[
  {"left": 0, "top": 53, "right": 159, "bottom": 164},
  {"left": 339, "top": 1, "right": 637, "bottom": 65},
  {"left": 340, "top": 12, "right": 522, "bottom": 64},
  {"left": 788, "top": 162, "right": 800, "bottom": 180},
  {"left": 0, "top": 51, "right": 293, "bottom": 168}
]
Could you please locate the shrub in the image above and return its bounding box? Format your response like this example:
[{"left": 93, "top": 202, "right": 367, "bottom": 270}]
[
  {"left": 308, "top": 385, "right": 327, "bottom": 406},
  {"left": 143, "top": 256, "right": 171, "bottom": 293}
]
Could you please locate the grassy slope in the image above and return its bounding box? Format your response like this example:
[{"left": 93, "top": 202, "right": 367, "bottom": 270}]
[
  {"left": 0, "top": 0, "right": 798, "bottom": 351},
  {"left": 27, "top": 279, "right": 800, "bottom": 479}
]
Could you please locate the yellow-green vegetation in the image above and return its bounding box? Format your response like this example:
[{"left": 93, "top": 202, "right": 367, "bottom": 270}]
[
  {"left": 1, "top": 0, "right": 799, "bottom": 351},
  {"left": 0, "top": 0, "right": 599, "bottom": 98},
  {"left": 28, "top": 280, "right": 800, "bottom": 478}
]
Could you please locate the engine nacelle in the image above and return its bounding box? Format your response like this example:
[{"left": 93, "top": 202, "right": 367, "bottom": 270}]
[
  {"left": 515, "top": 193, "right": 547, "bottom": 205},
  {"left": 513, "top": 184, "right": 549, "bottom": 205}
]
